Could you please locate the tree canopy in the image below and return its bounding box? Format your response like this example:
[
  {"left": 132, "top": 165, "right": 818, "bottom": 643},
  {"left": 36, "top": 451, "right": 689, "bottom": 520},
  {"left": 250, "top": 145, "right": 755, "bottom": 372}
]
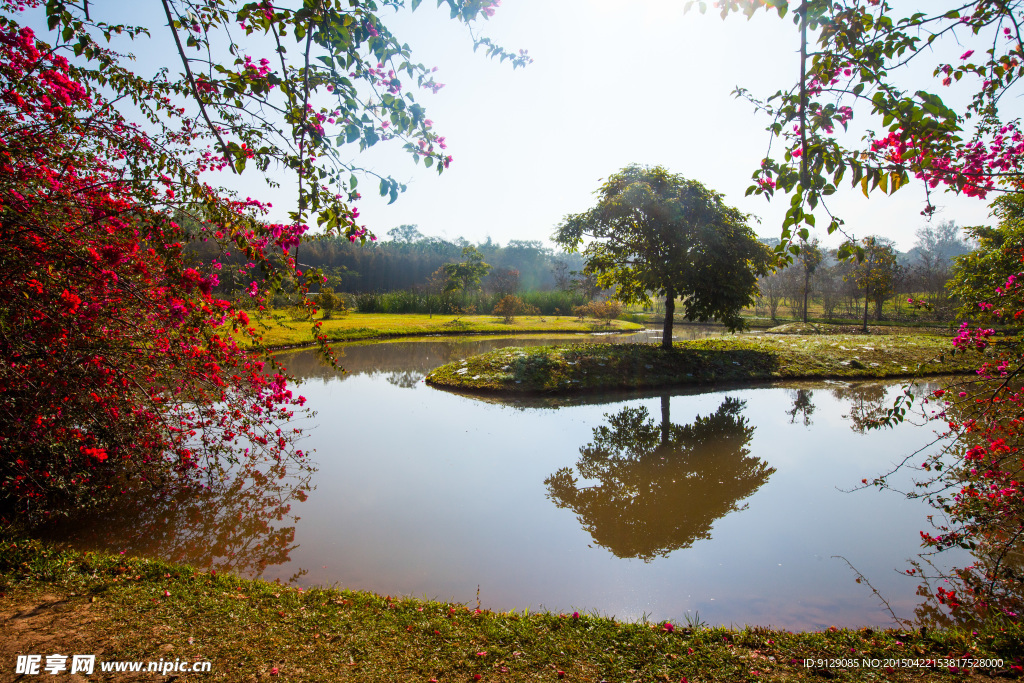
[
  {"left": 442, "top": 245, "right": 491, "bottom": 295},
  {"left": 554, "top": 165, "right": 771, "bottom": 348}
]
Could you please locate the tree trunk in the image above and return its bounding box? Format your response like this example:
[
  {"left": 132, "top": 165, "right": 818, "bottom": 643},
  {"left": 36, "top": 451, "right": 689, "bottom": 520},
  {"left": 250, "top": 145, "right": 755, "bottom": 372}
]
[
  {"left": 861, "top": 256, "right": 872, "bottom": 333},
  {"left": 803, "top": 271, "right": 811, "bottom": 323},
  {"left": 862, "top": 285, "right": 871, "bottom": 333},
  {"left": 662, "top": 288, "right": 675, "bottom": 350},
  {"left": 660, "top": 394, "right": 671, "bottom": 447}
]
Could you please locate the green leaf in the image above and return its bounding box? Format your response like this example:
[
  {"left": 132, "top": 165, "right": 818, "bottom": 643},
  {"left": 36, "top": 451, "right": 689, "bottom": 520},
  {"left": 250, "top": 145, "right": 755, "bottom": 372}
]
[{"left": 889, "top": 172, "right": 902, "bottom": 193}]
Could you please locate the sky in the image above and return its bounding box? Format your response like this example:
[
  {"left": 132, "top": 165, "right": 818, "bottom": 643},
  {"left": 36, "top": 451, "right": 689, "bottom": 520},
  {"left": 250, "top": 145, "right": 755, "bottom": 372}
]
[
  {"left": 25, "top": 1, "right": 1016, "bottom": 252},
  {"left": 339, "top": 0, "right": 1009, "bottom": 252}
]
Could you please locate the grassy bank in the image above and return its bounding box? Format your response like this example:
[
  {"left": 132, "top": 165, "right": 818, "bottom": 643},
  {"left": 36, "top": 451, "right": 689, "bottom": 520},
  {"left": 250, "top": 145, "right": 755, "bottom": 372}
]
[
  {"left": 246, "top": 312, "right": 644, "bottom": 348},
  {"left": 425, "top": 331, "right": 981, "bottom": 395},
  {"left": 2, "top": 535, "right": 1021, "bottom": 682}
]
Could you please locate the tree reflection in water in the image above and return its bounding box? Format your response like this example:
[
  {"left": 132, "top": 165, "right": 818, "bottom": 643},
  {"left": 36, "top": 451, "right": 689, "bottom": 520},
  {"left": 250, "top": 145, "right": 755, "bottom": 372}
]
[
  {"left": 43, "top": 460, "right": 313, "bottom": 582},
  {"left": 787, "top": 389, "right": 815, "bottom": 426},
  {"left": 544, "top": 396, "right": 775, "bottom": 561},
  {"left": 780, "top": 381, "right": 946, "bottom": 433}
]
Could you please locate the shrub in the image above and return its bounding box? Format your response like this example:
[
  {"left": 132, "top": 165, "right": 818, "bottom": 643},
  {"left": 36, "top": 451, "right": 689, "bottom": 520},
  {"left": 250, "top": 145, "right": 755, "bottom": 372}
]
[
  {"left": 493, "top": 295, "right": 540, "bottom": 323},
  {"left": 573, "top": 300, "right": 624, "bottom": 325},
  {"left": 318, "top": 288, "right": 349, "bottom": 319}
]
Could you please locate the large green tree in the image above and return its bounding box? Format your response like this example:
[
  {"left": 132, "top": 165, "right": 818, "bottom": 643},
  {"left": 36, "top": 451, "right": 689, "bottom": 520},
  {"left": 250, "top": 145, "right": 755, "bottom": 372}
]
[{"left": 554, "top": 165, "right": 771, "bottom": 349}]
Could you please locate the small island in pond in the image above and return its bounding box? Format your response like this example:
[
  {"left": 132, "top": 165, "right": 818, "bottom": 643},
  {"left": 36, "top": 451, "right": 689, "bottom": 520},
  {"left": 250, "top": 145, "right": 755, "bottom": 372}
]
[{"left": 425, "top": 326, "right": 982, "bottom": 395}]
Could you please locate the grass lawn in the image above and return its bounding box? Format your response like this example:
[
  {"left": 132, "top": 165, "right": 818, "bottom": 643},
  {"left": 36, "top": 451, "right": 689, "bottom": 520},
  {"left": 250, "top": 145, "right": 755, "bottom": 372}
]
[
  {"left": 426, "top": 329, "right": 982, "bottom": 395},
  {"left": 244, "top": 311, "right": 644, "bottom": 348},
  {"left": 2, "top": 534, "right": 1021, "bottom": 682}
]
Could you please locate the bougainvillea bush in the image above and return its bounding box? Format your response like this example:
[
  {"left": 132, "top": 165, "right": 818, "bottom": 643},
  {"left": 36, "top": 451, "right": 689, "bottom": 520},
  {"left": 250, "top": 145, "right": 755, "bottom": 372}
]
[
  {"left": 697, "top": 0, "right": 1024, "bottom": 625},
  {"left": 0, "top": 19, "right": 310, "bottom": 515},
  {"left": 0, "top": 0, "right": 524, "bottom": 516}
]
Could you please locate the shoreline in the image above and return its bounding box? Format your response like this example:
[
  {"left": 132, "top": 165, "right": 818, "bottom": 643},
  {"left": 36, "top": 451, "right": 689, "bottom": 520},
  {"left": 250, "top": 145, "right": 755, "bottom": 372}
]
[{"left": 2, "top": 535, "right": 1020, "bottom": 682}]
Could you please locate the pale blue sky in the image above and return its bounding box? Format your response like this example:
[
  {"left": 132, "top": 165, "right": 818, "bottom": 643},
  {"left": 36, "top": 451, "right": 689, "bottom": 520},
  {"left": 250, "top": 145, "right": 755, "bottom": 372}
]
[
  {"left": 27, "top": 1, "right": 1010, "bottom": 251},
  {"left": 342, "top": 1, "right": 1003, "bottom": 251}
]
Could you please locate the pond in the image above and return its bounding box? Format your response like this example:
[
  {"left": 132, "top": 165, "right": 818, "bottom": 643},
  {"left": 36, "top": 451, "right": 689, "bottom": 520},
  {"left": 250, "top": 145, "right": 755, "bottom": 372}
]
[{"left": 48, "top": 332, "right": 965, "bottom": 630}]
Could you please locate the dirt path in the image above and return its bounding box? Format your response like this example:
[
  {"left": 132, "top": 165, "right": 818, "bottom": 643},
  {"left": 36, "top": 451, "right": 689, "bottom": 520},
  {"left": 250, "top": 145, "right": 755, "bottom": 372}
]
[{"left": 0, "top": 593, "right": 161, "bottom": 682}]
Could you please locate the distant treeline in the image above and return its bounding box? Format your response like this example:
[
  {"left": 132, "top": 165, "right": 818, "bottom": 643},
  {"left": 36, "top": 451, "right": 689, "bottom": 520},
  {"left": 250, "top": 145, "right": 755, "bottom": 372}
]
[
  {"left": 350, "top": 289, "right": 590, "bottom": 316},
  {"left": 186, "top": 223, "right": 589, "bottom": 296},
  {"left": 756, "top": 221, "right": 974, "bottom": 323}
]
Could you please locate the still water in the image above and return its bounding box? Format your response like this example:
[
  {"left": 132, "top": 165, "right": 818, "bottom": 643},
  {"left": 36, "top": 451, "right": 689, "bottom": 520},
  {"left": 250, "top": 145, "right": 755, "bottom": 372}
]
[{"left": 51, "top": 332, "right": 964, "bottom": 630}]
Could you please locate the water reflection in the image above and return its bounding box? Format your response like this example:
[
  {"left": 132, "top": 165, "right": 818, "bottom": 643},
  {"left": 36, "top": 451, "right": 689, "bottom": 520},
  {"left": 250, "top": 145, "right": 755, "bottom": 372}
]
[
  {"left": 831, "top": 382, "right": 893, "bottom": 433},
  {"left": 545, "top": 396, "right": 775, "bottom": 561},
  {"left": 42, "top": 461, "right": 313, "bottom": 582},
  {"left": 386, "top": 370, "right": 422, "bottom": 389},
  {"left": 786, "top": 389, "right": 815, "bottom": 427},
  {"left": 776, "top": 380, "right": 944, "bottom": 433},
  {"left": 36, "top": 337, "right": 969, "bottom": 629},
  {"left": 279, "top": 335, "right": 642, "bottom": 383},
  {"left": 910, "top": 539, "right": 1024, "bottom": 629}
]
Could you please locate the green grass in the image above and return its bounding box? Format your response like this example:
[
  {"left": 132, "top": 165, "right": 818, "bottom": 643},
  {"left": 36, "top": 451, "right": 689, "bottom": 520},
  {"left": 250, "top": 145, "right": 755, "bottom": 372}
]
[
  {"left": 245, "top": 311, "right": 644, "bottom": 348},
  {"left": 426, "top": 330, "right": 982, "bottom": 395},
  {"left": 2, "top": 534, "right": 1021, "bottom": 682}
]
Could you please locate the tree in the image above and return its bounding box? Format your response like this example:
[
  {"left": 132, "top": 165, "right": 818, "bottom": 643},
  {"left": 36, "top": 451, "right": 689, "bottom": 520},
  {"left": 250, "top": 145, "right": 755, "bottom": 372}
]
[
  {"left": 757, "top": 269, "right": 786, "bottom": 321},
  {"left": 571, "top": 269, "right": 602, "bottom": 302},
  {"left": 843, "top": 236, "right": 899, "bottom": 331},
  {"left": 318, "top": 286, "right": 343, "bottom": 320},
  {"left": 795, "top": 237, "right": 822, "bottom": 323},
  {"left": 911, "top": 220, "right": 971, "bottom": 310},
  {"left": 387, "top": 225, "right": 425, "bottom": 244},
  {"left": 442, "top": 245, "right": 492, "bottom": 296},
  {"left": 948, "top": 195, "right": 1024, "bottom": 321},
  {"left": 492, "top": 295, "right": 537, "bottom": 324},
  {"left": 915, "top": 220, "right": 972, "bottom": 266},
  {"left": 693, "top": 1, "right": 1024, "bottom": 245},
  {"left": 813, "top": 261, "right": 843, "bottom": 321},
  {"left": 552, "top": 259, "right": 572, "bottom": 292},
  {"left": 487, "top": 266, "right": 520, "bottom": 297},
  {"left": 0, "top": 24, "right": 310, "bottom": 513},
  {"left": 554, "top": 165, "right": 771, "bottom": 349}
]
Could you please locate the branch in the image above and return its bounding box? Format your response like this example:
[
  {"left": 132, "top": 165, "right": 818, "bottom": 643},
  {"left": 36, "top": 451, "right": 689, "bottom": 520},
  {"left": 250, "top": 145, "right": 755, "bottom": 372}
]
[{"left": 160, "top": 0, "right": 235, "bottom": 174}]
